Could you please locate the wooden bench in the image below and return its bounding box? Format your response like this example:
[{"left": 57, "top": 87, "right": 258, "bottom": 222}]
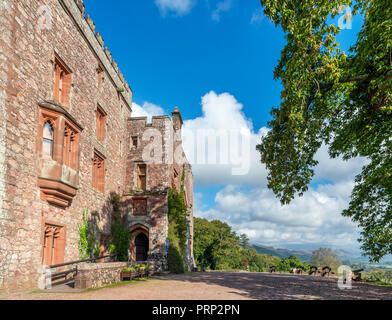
[
  {"left": 309, "top": 266, "right": 320, "bottom": 276},
  {"left": 321, "top": 266, "right": 335, "bottom": 277},
  {"left": 270, "top": 266, "right": 278, "bottom": 273},
  {"left": 296, "top": 266, "right": 305, "bottom": 275}
]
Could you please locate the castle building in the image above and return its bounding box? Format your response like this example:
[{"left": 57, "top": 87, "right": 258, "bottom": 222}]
[{"left": 0, "top": 0, "right": 194, "bottom": 289}]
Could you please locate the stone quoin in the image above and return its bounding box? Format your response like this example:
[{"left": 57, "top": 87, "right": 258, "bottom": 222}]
[{"left": 0, "top": 0, "right": 194, "bottom": 289}]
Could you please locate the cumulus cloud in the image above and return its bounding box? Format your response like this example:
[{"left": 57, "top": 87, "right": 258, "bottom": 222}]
[
  {"left": 195, "top": 182, "right": 361, "bottom": 251},
  {"left": 131, "top": 102, "right": 165, "bottom": 122},
  {"left": 182, "top": 91, "right": 269, "bottom": 187},
  {"left": 136, "top": 90, "right": 365, "bottom": 251},
  {"left": 182, "top": 91, "right": 365, "bottom": 188},
  {"left": 155, "top": 0, "right": 195, "bottom": 16},
  {"left": 211, "top": 0, "right": 232, "bottom": 22},
  {"left": 182, "top": 90, "right": 366, "bottom": 251}
]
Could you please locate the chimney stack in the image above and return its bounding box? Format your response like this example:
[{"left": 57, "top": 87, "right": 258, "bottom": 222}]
[{"left": 172, "top": 107, "right": 183, "bottom": 131}]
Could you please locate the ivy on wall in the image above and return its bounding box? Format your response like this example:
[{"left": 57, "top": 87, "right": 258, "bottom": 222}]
[
  {"left": 167, "top": 172, "right": 189, "bottom": 273},
  {"left": 78, "top": 209, "right": 100, "bottom": 259},
  {"left": 108, "top": 194, "right": 133, "bottom": 262}
]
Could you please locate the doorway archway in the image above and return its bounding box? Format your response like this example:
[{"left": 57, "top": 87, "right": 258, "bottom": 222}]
[
  {"left": 135, "top": 233, "right": 149, "bottom": 261},
  {"left": 129, "top": 224, "right": 150, "bottom": 262}
]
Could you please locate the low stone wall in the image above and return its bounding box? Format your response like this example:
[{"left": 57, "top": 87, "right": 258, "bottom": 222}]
[{"left": 74, "top": 262, "right": 127, "bottom": 289}]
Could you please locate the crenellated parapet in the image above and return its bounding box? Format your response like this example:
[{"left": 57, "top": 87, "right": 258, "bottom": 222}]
[{"left": 60, "top": 0, "right": 133, "bottom": 110}]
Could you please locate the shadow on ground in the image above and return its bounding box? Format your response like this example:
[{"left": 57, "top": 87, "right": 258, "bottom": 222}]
[{"left": 156, "top": 272, "right": 392, "bottom": 300}]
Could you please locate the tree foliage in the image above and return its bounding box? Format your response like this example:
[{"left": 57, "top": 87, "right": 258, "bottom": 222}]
[
  {"left": 278, "top": 255, "right": 309, "bottom": 273},
  {"left": 310, "top": 248, "right": 342, "bottom": 271},
  {"left": 256, "top": 0, "right": 392, "bottom": 261},
  {"left": 193, "top": 218, "right": 301, "bottom": 272}
]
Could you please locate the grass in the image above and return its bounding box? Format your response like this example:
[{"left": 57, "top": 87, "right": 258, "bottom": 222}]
[
  {"left": 364, "top": 280, "right": 392, "bottom": 287},
  {"left": 87, "top": 277, "right": 149, "bottom": 292}
]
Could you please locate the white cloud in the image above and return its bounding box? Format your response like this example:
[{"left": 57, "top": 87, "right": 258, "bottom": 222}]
[
  {"left": 195, "top": 181, "right": 361, "bottom": 251},
  {"left": 155, "top": 0, "right": 195, "bottom": 16},
  {"left": 211, "top": 0, "right": 232, "bottom": 22},
  {"left": 182, "top": 91, "right": 269, "bottom": 186},
  {"left": 182, "top": 91, "right": 365, "bottom": 188},
  {"left": 131, "top": 102, "right": 165, "bottom": 122},
  {"left": 250, "top": 9, "right": 264, "bottom": 24},
  {"left": 137, "top": 91, "right": 366, "bottom": 252}
]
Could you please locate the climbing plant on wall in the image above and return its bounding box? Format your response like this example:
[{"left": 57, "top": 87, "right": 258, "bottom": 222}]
[
  {"left": 108, "top": 193, "right": 133, "bottom": 262},
  {"left": 167, "top": 173, "right": 189, "bottom": 273},
  {"left": 78, "top": 209, "right": 100, "bottom": 260}
]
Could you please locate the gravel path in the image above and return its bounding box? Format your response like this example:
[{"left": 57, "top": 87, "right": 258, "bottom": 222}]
[{"left": 1, "top": 272, "right": 392, "bottom": 300}]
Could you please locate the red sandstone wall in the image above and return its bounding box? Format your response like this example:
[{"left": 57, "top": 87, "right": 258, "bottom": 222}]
[{"left": 0, "top": 0, "right": 132, "bottom": 289}]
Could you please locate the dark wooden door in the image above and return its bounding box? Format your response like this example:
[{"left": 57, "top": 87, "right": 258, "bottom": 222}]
[{"left": 135, "top": 234, "right": 148, "bottom": 261}]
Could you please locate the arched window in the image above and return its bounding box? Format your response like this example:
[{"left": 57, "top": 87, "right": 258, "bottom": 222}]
[{"left": 42, "top": 121, "right": 54, "bottom": 158}]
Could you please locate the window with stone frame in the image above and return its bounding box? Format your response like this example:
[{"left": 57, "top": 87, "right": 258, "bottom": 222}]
[
  {"left": 137, "top": 164, "right": 147, "bottom": 191},
  {"left": 42, "top": 223, "right": 65, "bottom": 266},
  {"left": 92, "top": 151, "right": 105, "bottom": 193},
  {"left": 96, "top": 104, "right": 106, "bottom": 141},
  {"left": 133, "top": 197, "right": 148, "bottom": 216},
  {"left": 63, "top": 124, "right": 78, "bottom": 170},
  {"left": 131, "top": 136, "right": 138, "bottom": 150},
  {"left": 42, "top": 121, "right": 54, "bottom": 158},
  {"left": 38, "top": 103, "right": 82, "bottom": 208},
  {"left": 53, "top": 55, "right": 72, "bottom": 108}
]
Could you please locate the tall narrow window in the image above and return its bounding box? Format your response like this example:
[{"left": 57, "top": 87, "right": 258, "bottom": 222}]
[
  {"left": 131, "top": 136, "right": 138, "bottom": 150},
  {"left": 137, "top": 164, "right": 147, "bottom": 191},
  {"left": 42, "top": 224, "right": 65, "bottom": 266},
  {"left": 42, "top": 121, "right": 54, "bottom": 158},
  {"left": 93, "top": 152, "right": 105, "bottom": 193},
  {"left": 96, "top": 105, "right": 106, "bottom": 141},
  {"left": 63, "top": 125, "right": 77, "bottom": 169},
  {"left": 53, "top": 56, "right": 72, "bottom": 107},
  {"left": 97, "top": 66, "right": 104, "bottom": 90}
]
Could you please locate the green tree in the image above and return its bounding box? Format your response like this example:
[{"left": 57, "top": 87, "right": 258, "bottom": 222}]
[
  {"left": 278, "top": 255, "right": 306, "bottom": 273},
  {"left": 310, "top": 248, "right": 342, "bottom": 271},
  {"left": 256, "top": 0, "right": 392, "bottom": 261},
  {"left": 167, "top": 222, "right": 186, "bottom": 274},
  {"left": 108, "top": 194, "right": 132, "bottom": 262}
]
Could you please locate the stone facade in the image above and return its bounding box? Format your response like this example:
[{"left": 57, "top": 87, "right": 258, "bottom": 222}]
[{"left": 0, "top": 0, "right": 194, "bottom": 290}]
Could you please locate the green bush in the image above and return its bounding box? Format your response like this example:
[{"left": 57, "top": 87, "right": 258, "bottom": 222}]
[
  {"left": 167, "top": 223, "right": 185, "bottom": 274},
  {"left": 364, "top": 269, "right": 392, "bottom": 284},
  {"left": 109, "top": 221, "right": 132, "bottom": 262},
  {"left": 78, "top": 209, "right": 100, "bottom": 259}
]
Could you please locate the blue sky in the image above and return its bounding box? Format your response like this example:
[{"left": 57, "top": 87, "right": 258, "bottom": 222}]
[{"left": 84, "top": 0, "right": 368, "bottom": 254}]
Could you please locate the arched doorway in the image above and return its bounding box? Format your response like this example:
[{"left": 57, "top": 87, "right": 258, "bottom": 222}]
[
  {"left": 135, "top": 233, "right": 149, "bottom": 261},
  {"left": 129, "top": 224, "right": 150, "bottom": 262}
]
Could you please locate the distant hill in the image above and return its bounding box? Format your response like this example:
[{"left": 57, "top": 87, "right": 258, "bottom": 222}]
[
  {"left": 251, "top": 244, "right": 313, "bottom": 261},
  {"left": 251, "top": 244, "right": 363, "bottom": 263}
]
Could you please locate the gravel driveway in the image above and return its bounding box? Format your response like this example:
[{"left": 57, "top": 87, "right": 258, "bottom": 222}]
[{"left": 1, "top": 272, "right": 392, "bottom": 300}]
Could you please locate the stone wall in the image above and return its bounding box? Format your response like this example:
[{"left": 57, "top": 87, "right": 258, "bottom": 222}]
[
  {"left": 74, "top": 262, "right": 127, "bottom": 289},
  {"left": 0, "top": 0, "right": 132, "bottom": 289},
  {"left": 0, "top": 0, "right": 195, "bottom": 290}
]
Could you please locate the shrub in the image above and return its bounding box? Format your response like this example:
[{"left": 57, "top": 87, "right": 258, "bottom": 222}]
[
  {"left": 78, "top": 209, "right": 100, "bottom": 259},
  {"left": 109, "top": 221, "right": 132, "bottom": 262},
  {"left": 167, "top": 223, "right": 185, "bottom": 274}
]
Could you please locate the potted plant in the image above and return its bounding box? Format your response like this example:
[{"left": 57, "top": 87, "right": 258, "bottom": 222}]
[
  {"left": 121, "top": 265, "right": 137, "bottom": 281},
  {"left": 136, "top": 264, "right": 148, "bottom": 278}
]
